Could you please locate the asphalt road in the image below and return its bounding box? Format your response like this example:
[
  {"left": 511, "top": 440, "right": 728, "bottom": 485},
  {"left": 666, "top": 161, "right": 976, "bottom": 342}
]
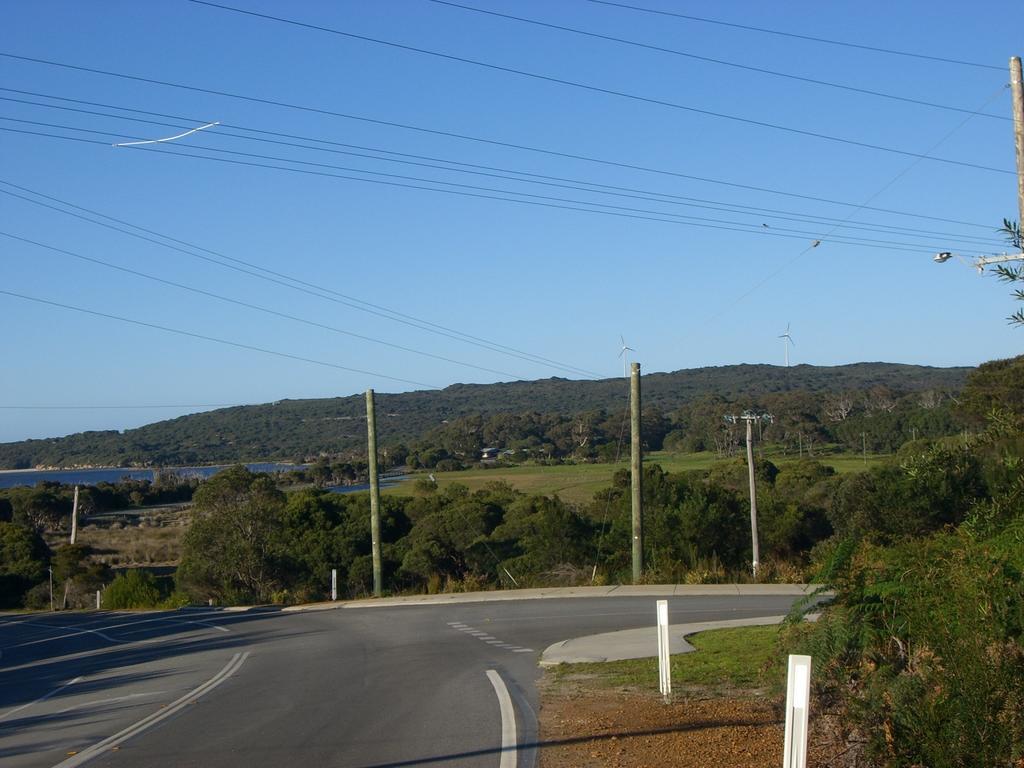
[{"left": 0, "top": 591, "right": 804, "bottom": 768}]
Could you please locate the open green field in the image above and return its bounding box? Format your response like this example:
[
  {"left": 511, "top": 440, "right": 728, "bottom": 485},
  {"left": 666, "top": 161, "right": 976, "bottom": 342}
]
[{"left": 386, "top": 450, "right": 886, "bottom": 505}]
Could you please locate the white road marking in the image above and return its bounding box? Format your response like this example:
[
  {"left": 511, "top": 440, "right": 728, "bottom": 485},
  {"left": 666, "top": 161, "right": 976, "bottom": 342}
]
[
  {"left": 486, "top": 670, "right": 517, "bottom": 768},
  {"left": 56, "top": 691, "right": 165, "bottom": 714},
  {"left": 449, "top": 624, "right": 530, "bottom": 654},
  {"left": 0, "top": 676, "right": 82, "bottom": 722},
  {"left": 7, "top": 612, "right": 231, "bottom": 649},
  {"left": 51, "top": 651, "right": 250, "bottom": 768},
  {"left": 5, "top": 626, "right": 118, "bottom": 648}
]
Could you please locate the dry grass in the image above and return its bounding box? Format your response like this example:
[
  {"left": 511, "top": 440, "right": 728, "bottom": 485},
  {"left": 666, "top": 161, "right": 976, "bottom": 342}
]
[{"left": 57, "top": 507, "right": 191, "bottom": 566}]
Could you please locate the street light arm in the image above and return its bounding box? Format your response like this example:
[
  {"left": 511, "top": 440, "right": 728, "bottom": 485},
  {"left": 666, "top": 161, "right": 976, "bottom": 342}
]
[{"left": 933, "top": 251, "right": 1024, "bottom": 273}]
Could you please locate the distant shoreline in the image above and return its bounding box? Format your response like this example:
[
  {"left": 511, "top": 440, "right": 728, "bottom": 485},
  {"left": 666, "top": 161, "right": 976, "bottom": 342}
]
[{"left": 0, "top": 463, "right": 304, "bottom": 475}]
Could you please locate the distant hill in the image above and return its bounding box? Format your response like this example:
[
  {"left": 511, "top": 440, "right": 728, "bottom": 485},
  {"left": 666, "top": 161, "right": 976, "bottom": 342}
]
[{"left": 0, "top": 363, "right": 969, "bottom": 469}]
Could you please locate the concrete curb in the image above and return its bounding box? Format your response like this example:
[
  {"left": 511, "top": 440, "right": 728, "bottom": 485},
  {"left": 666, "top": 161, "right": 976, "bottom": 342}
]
[
  {"left": 539, "top": 612, "right": 821, "bottom": 666},
  {"left": 280, "top": 584, "right": 821, "bottom": 612}
]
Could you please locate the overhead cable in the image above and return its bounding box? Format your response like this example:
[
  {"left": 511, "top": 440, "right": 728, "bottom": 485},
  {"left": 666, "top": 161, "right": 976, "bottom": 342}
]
[
  {"left": 0, "top": 230, "right": 527, "bottom": 381},
  {"left": 583, "top": 0, "right": 1004, "bottom": 71},
  {"left": 184, "top": 1, "right": 1012, "bottom": 175},
  {"left": 0, "top": 179, "right": 600, "bottom": 379},
  {"left": 0, "top": 289, "right": 441, "bottom": 389},
  {"left": 1, "top": 95, "right": 1005, "bottom": 247},
  {"left": 0, "top": 63, "right": 997, "bottom": 229},
  {"left": 0, "top": 126, "right": 940, "bottom": 254},
  {"left": 428, "top": 0, "right": 1008, "bottom": 121}
]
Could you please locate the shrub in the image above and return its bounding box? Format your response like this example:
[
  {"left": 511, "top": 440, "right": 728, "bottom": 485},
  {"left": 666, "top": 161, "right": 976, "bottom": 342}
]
[
  {"left": 103, "top": 569, "right": 162, "bottom": 609},
  {"left": 793, "top": 526, "right": 1024, "bottom": 767}
]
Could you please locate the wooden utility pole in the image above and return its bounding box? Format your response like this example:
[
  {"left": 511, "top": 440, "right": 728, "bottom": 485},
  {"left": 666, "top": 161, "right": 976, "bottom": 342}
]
[
  {"left": 70, "top": 485, "right": 79, "bottom": 545},
  {"left": 1011, "top": 56, "right": 1024, "bottom": 227},
  {"left": 743, "top": 417, "right": 760, "bottom": 579},
  {"left": 365, "top": 389, "right": 383, "bottom": 597},
  {"left": 630, "top": 362, "right": 643, "bottom": 584}
]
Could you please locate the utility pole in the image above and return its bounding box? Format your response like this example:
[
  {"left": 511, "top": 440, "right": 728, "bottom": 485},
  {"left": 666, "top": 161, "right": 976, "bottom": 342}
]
[
  {"left": 630, "top": 362, "right": 643, "bottom": 584},
  {"left": 365, "top": 389, "right": 383, "bottom": 597},
  {"left": 1011, "top": 56, "right": 1024, "bottom": 228},
  {"left": 725, "top": 411, "right": 772, "bottom": 579},
  {"left": 70, "top": 485, "right": 79, "bottom": 545},
  {"left": 744, "top": 417, "right": 760, "bottom": 579}
]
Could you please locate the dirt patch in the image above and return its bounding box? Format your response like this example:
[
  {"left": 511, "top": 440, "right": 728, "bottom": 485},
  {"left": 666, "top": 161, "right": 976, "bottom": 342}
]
[
  {"left": 538, "top": 674, "right": 848, "bottom": 767},
  {"left": 539, "top": 687, "right": 783, "bottom": 768}
]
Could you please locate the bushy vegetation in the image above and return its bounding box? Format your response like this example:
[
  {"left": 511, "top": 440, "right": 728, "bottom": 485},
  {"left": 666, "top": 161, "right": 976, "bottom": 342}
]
[
  {"left": 785, "top": 356, "right": 1024, "bottom": 766},
  {"left": 0, "top": 363, "right": 966, "bottom": 468},
  {"left": 0, "top": 475, "right": 198, "bottom": 530},
  {"left": 175, "top": 454, "right": 844, "bottom": 603},
  {"left": 103, "top": 569, "right": 162, "bottom": 609}
]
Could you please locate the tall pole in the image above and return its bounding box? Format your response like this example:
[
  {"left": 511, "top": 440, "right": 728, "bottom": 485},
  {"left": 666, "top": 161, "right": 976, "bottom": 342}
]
[
  {"left": 70, "top": 485, "right": 79, "bottom": 545},
  {"left": 1011, "top": 56, "right": 1024, "bottom": 228},
  {"left": 365, "top": 389, "right": 383, "bottom": 597},
  {"left": 744, "top": 418, "right": 760, "bottom": 579},
  {"left": 630, "top": 362, "right": 643, "bottom": 584}
]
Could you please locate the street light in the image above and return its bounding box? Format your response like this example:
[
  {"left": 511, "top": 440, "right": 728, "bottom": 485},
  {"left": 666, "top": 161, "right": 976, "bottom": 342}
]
[{"left": 933, "top": 251, "right": 1024, "bottom": 273}]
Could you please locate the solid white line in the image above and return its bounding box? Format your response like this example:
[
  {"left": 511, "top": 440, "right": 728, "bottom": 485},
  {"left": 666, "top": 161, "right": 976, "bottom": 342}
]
[
  {"left": 485, "top": 669, "right": 517, "bottom": 768},
  {"left": 0, "top": 676, "right": 82, "bottom": 722},
  {"left": 51, "top": 651, "right": 249, "bottom": 768}
]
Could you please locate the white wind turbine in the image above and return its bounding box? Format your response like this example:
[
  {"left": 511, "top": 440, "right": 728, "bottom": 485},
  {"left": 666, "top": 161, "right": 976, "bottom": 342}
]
[
  {"left": 618, "top": 335, "right": 635, "bottom": 378},
  {"left": 779, "top": 323, "right": 795, "bottom": 367}
]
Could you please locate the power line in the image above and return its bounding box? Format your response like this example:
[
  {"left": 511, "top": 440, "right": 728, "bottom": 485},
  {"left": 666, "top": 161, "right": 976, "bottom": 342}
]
[
  {"left": 0, "top": 115, "right": 975, "bottom": 250},
  {"left": 428, "top": 0, "right": 1008, "bottom": 121},
  {"left": 0, "top": 125, "right": 943, "bottom": 253},
  {"left": 0, "top": 289, "right": 441, "bottom": 389},
  {"left": 0, "top": 180, "right": 602, "bottom": 380},
  {"left": 0, "top": 230, "right": 527, "bottom": 380},
  {"left": 706, "top": 83, "right": 1010, "bottom": 324},
  {"left": 185, "top": 2, "right": 1013, "bottom": 176},
  {"left": 583, "top": 0, "right": 1004, "bottom": 72},
  {"left": 0, "top": 61, "right": 997, "bottom": 230},
  {"left": 2, "top": 93, "right": 1005, "bottom": 248}
]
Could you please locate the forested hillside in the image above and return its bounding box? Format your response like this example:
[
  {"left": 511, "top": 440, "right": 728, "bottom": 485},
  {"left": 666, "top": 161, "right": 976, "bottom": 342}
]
[{"left": 0, "top": 362, "right": 968, "bottom": 469}]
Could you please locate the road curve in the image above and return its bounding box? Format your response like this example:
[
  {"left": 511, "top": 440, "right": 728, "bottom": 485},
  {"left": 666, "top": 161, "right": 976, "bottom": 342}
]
[{"left": 1, "top": 589, "right": 806, "bottom": 767}]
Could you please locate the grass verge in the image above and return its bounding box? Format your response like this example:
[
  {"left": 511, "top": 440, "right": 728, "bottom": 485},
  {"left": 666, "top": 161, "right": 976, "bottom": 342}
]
[{"left": 548, "top": 624, "right": 782, "bottom": 695}]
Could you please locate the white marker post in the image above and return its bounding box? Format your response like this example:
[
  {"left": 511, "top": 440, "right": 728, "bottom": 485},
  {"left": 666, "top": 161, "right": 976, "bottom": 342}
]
[
  {"left": 783, "top": 654, "right": 812, "bottom": 768},
  {"left": 331, "top": 569, "right": 338, "bottom": 602},
  {"left": 656, "top": 599, "right": 671, "bottom": 700},
  {"left": 96, "top": 590, "right": 101, "bottom": 610}
]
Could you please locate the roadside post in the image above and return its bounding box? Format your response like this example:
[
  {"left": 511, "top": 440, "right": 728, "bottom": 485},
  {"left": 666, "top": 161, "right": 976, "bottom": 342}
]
[
  {"left": 656, "top": 599, "right": 671, "bottom": 700},
  {"left": 96, "top": 590, "right": 101, "bottom": 610},
  {"left": 331, "top": 568, "right": 338, "bottom": 601},
  {"left": 782, "top": 654, "right": 812, "bottom": 768}
]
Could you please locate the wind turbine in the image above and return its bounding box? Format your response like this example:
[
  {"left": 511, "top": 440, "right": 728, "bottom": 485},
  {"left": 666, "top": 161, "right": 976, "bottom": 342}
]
[
  {"left": 618, "top": 335, "right": 635, "bottom": 378},
  {"left": 778, "top": 323, "right": 795, "bottom": 367}
]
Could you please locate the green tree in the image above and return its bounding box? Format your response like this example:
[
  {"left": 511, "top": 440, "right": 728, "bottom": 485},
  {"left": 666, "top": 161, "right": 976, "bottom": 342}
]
[
  {"left": 177, "top": 466, "right": 287, "bottom": 603},
  {"left": 957, "top": 354, "right": 1024, "bottom": 425},
  {"left": 993, "top": 218, "right": 1023, "bottom": 326},
  {"left": 0, "top": 522, "right": 49, "bottom": 607}
]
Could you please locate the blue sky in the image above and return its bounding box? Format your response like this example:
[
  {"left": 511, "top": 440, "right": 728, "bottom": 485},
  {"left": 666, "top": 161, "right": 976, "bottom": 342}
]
[{"left": 1, "top": 0, "right": 1022, "bottom": 443}]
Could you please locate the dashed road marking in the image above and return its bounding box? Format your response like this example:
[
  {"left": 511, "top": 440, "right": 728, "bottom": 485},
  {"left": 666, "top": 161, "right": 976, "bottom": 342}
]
[{"left": 448, "top": 623, "right": 534, "bottom": 654}]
